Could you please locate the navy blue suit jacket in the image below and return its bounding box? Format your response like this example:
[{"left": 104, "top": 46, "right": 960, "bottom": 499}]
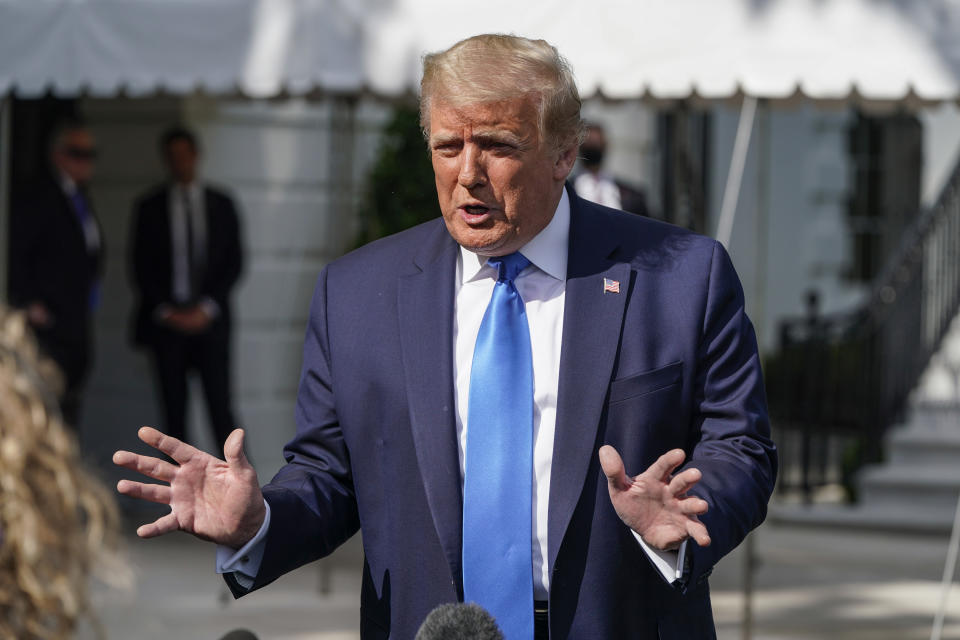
[{"left": 232, "top": 192, "right": 777, "bottom": 639}]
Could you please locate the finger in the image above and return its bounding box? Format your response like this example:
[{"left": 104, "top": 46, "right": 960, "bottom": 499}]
[
  {"left": 138, "top": 426, "right": 197, "bottom": 465},
  {"left": 112, "top": 450, "right": 178, "bottom": 482},
  {"left": 668, "top": 467, "right": 702, "bottom": 496},
  {"left": 677, "top": 496, "right": 709, "bottom": 516},
  {"left": 598, "top": 445, "right": 631, "bottom": 492},
  {"left": 223, "top": 428, "right": 250, "bottom": 468},
  {"left": 116, "top": 479, "right": 172, "bottom": 505},
  {"left": 646, "top": 449, "right": 686, "bottom": 482},
  {"left": 686, "top": 519, "right": 711, "bottom": 547},
  {"left": 136, "top": 512, "right": 180, "bottom": 538}
]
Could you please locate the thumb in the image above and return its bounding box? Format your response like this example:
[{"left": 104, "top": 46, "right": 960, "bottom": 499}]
[
  {"left": 224, "top": 428, "right": 250, "bottom": 468},
  {"left": 599, "top": 445, "right": 630, "bottom": 492}
]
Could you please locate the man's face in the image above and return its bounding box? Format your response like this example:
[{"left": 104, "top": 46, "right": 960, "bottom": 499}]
[
  {"left": 429, "top": 96, "right": 576, "bottom": 256},
  {"left": 52, "top": 129, "right": 97, "bottom": 186},
  {"left": 579, "top": 127, "right": 607, "bottom": 170},
  {"left": 164, "top": 138, "right": 199, "bottom": 184}
]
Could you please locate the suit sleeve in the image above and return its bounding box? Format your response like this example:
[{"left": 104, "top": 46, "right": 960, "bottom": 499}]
[
  {"left": 8, "top": 194, "right": 41, "bottom": 307},
  {"left": 202, "top": 194, "right": 243, "bottom": 309},
  {"left": 683, "top": 241, "right": 777, "bottom": 589},
  {"left": 232, "top": 267, "right": 360, "bottom": 596},
  {"left": 130, "top": 198, "right": 167, "bottom": 313}
]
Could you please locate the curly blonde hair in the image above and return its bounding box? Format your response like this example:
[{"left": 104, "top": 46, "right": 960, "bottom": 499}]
[{"left": 0, "top": 308, "right": 127, "bottom": 639}]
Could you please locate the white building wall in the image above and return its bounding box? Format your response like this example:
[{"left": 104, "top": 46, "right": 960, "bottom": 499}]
[
  {"left": 80, "top": 97, "right": 181, "bottom": 475},
  {"left": 920, "top": 103, "right": 960, "bottom": 206},
  {"left": 708, "top": 104, "right": 869, "bottom": 353}
]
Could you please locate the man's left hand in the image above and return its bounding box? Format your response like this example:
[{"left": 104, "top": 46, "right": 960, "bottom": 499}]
[{"left": 599, "top": 446, "right": 711, "bottom": 551}]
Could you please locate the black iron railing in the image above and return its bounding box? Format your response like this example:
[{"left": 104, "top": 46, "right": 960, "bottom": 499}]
[{"left": 766, "top": 155, "right": 960, "bottom": 500}]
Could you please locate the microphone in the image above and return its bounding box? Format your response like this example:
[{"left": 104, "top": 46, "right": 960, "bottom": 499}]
[
  {"left": 218, "top": 630, "right": 259, "bottom": 640},
  {"left": 415, "top": 602, "right": 504, "bottom": 640}
]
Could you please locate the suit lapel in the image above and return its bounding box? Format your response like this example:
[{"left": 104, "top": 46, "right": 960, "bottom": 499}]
[
  {"left": 397, "top": 224, "right": 464, "bottom": 595},
  {"left": 548, "top": 196, "right": 630, "bottom": 573}
]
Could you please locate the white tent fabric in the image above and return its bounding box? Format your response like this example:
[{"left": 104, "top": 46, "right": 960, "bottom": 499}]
[
  {"left": 362, "top": 0, "right": 960, "bottom": 104},
  {"left": 1, "top": 0, "right": 960, "bottom": 103},
  {"left": 0, "top": 0, "right": 365, "bottom": 98}
]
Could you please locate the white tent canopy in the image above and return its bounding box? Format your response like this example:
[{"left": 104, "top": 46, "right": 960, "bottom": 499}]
[
  {"left": 0, "top": 0, "right": 365, "bottom": 98},
  {"left": 1, "top": 0, "right": 960, "bottom": 104},
  {"left": 364, "top": 0, "right": 960, "bottom": 106}
]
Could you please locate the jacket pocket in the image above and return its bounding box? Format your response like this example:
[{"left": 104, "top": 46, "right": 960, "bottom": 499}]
[{"left": 608, "top": 361, "right": 682, "bottom": 405}]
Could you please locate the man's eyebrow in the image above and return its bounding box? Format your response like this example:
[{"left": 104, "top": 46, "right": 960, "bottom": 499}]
[
  {"left": 472, "top": 130, "right": 527, "bottom": 147},
  {"left": 429, "top": 132, "right": 462, "bottom": 147}
]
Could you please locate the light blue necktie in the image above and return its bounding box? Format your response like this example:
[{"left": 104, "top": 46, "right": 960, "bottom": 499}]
[
  {"left": 70, "top": 190, "right": 100, "bottom": 310},
  {"left": 463, "top": 252, "right": 534, "bottom": 639}
]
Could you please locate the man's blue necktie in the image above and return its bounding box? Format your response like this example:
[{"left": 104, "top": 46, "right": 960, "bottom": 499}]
[
  {"left": 70, "top": 189, "right": 100, "bottom": 310},
  {"left": 463, "top": 252, "right": 534, "bottom": 639}
]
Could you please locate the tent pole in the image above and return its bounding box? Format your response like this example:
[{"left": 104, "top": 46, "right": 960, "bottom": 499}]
[
  {"left": 0, "top": 94, "right": 10, "bottom": 302},
  {"left": 931, "top": 488, "right": 960, "bottom": 640},
  {"left": 753, "top": 99, "right": 770, "bottom": 353},
  {"left": 716, "top": 96, "right": 757, "bottom": 248}
]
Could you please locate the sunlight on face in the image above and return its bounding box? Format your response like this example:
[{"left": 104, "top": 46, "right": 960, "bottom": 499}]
[{"left": 429, "top": 96, "right": 576, "bottom": 256}]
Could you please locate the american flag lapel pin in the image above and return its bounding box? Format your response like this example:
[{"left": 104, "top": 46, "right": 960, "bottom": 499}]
[{"left": 603, "top": 278, "right": 620, "bottom": 294}]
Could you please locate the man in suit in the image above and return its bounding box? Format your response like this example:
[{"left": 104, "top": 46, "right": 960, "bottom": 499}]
[
  {"left": 114, "top": 35, "right": 776, "bottom": 639},
  {"left": 129, "top": 127, "right": 243, "bottom": 451},
  {"left": 572, "top": 122, "right": 650, "bottom": 216},
  {"left": 9, "top": 120, "right": 104, "bottom": 427}
]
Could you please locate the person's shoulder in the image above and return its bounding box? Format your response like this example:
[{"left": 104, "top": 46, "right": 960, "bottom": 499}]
[
  {"left": 133, "top": 184, "right": 168, "bottom": 210},
  {"left": 13, "top": 175, "right": 64, "bottom": 209},
  {"left": 329, "top": 217, "right": 449, "bottom": 276},
  {"left": 582, "top": 198, "right": 717, "bottom": 258},
  {"left": 203, "top": 183, "right": 238, "bottom": 206}
]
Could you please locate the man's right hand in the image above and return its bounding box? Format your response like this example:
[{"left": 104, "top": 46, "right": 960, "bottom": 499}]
[
  {"left": 26, "top": 302, "right": 52, "bottom": 328},
  {"left": 113, "top": 426, "right": 266, "bottom": 549},
  {"left": 160, "top": 307, "right": 212, "bottom": 335}
]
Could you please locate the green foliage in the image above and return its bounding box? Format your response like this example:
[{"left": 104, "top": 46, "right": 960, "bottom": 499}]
[{"left": 356, "top": 103, "right": 438, "bottom": 246}]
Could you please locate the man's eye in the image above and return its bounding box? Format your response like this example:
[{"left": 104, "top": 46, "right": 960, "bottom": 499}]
[
  {"left": 488, "top": 142, "right": 517, "bottom": 154},
  {"left": 433, "top": 144, "right": 461, "bottom": 156}
]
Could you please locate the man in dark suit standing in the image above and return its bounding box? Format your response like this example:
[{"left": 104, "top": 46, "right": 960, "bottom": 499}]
[
  {"left": 130, "top": 127, "right": 243, "bottom": 451},
  {"left": 9, "top": 120, "right": 104, "bottom": 426},
  {"left": 115, "top": 36, "right": 776, "bottom": 639}
]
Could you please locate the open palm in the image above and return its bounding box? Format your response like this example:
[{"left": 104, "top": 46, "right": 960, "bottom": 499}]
[
  {"left": 114, "top": 426, "right": 265, "bottom": 549},
  {"left": 599, "top": 445, "right": 711, "bottom": 551}
]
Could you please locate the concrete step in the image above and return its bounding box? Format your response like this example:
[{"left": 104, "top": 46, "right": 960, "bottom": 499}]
[
  {"left": 769, "top": 502, "right": 958, "bottom": 535},
  {"left": 774, "top": 401, "right": 960, "bottom": 534},
  {"left": 887, "top": 426, "right": 960, "bottom": 467},
  {"left": 858, "top": 464, "right": 960, "bottom": 511},
  {"left": 900, "top": 400, "right": 960, "bottom": 430}
]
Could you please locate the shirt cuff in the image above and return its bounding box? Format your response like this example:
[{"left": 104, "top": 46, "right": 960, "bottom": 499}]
[
  {"left": 632, "top": 529, "right": 686, "bottom": 584},
  {"left": 152, "top": 304, "right": 173, "bottom": 323},
  {"left": 199, "top": 297, "right": 220, "bottom": 320},
  {"left": 215, "top": 501, "right": 270, "bottom": 590}
]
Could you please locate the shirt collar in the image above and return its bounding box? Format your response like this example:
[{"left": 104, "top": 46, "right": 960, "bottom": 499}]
[
  {"left": 459, "top": 188, "right": 570, "bottom": 284},
  {"left": 58, "top": 171, "right": 78, "bottom": 197},
  {"left": 169, "top": 180, "right": 201, "bottom": 199}
]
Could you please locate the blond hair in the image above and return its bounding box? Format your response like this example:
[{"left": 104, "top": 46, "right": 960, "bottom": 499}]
[
  {"left": 420, "top": 33, "right": 585, "bottom": 152},
  {"left": 0, "top": 309, "right": 127, "bottom": 639}
]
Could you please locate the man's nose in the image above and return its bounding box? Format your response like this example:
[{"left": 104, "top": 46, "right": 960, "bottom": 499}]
[{"left": 458, "top": 145, "right": 486, "bottom": 188}]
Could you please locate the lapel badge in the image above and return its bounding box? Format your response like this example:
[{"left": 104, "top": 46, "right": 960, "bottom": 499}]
[{"left": 603, "top": 278, "right": 620, "bottom": 294}]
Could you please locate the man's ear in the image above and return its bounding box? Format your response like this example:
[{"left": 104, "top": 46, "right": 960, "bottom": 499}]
[{"left": 553, "top": 143, "right": 578, "bottom": 182}]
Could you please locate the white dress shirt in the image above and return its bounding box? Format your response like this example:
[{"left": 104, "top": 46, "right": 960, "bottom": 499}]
[
  {"left": 169, "top": 182, "right": 206, "bottom": 304},
  {"left": 218, "top": 189, "right": 682, "bottom": 591},
  {"left": 573, "top": 171, "right": 622, "bottom": 209},
  {"left": 58, "top": 172, "right": 100, "bottom": 253},
  {"left": 153, "top": 181, "right": 219, "bottom": 321}
]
